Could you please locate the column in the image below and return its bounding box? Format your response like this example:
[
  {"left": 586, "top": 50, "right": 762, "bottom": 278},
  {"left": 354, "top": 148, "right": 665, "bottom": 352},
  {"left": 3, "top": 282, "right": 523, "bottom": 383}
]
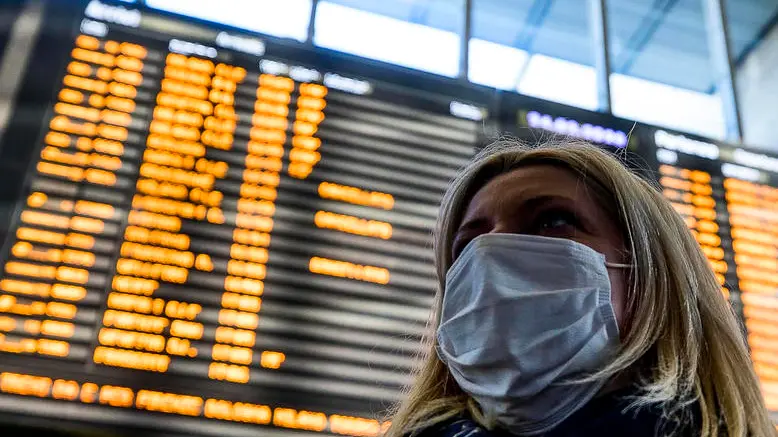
[
  {"left": 0, "top": 34, "right": 150, "bottom": 361},
  {"left": 288, "top": 82, "right": 327, "bottom": 179},
  {"left": 95, "top": 52, "right": 225, "bottom": 373},
  {"left": 207, "top": 62, "right": 261, "bottom": 384},
  {"left": 659, "top": 164, "right": 729, "bottom": 294},
  {"left": 210, "top": 72, "right": 293, "bottom": 382}
]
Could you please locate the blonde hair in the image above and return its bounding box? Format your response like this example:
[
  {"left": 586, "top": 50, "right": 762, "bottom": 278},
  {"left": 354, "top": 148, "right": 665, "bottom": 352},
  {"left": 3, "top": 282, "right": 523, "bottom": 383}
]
[{"left": 385, "top": 139, "right": 774, "bottom": 437}]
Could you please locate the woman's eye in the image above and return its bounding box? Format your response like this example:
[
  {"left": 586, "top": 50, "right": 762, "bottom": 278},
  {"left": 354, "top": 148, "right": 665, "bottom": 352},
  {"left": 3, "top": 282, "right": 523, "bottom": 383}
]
[{"left": 534, "top": 210, "right": 578, "bottom": 233}]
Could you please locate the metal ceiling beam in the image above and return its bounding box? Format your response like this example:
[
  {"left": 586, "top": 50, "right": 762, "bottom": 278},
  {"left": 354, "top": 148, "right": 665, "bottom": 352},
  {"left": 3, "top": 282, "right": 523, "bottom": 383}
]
[
  {"left": 702, "top": 0, "right": 742, "bottom": 142},
  {"left": 733, "top": 9, "right": 778, "bottom": 68},
  {"left": 306, "top": 0, "right": 320, "bottom": 44},
  {"left": 509, "top": 0, "right": 555, "bottom": 89},
  {"left": 460, "top": 0, "right": 472, "bottom": 79},
  {"left": 613, "top": 0, "right": 679, "bottom": 74},
  {"left": 408, "top": 1, "right": 430, "bottom": 24},
  {"left": 590, "top": 0, "right": 611, "bottom": 112},
  {"left": 511, "top": 0, "right": 555, "bottom": 51}
]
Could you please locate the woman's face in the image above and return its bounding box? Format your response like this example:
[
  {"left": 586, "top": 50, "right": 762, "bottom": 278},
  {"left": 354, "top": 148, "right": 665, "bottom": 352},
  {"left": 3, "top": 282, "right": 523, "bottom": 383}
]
[{"left": 452, "top": 164, "right": 629, "bottom": 328}]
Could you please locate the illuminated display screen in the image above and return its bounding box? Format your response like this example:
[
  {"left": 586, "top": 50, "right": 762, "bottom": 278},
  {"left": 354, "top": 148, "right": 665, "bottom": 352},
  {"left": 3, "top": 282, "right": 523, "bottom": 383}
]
[
  {"left": 0, "top": 2, "right": 488, "bottom": 435},
  {"left": 724, "top": 177, "right": 778, "bottom": 410},
  {"left": 653, "top": 130, "right": 778, "bottom": 412},
  {"left": 658, "top": 164, "right": 728, "bottom": 292},
  {"left": 524, "top": 110, "right": 629, "bottom": 149},
  {"left": 3, "top": 1, "right": 778, "bottom": 433}
]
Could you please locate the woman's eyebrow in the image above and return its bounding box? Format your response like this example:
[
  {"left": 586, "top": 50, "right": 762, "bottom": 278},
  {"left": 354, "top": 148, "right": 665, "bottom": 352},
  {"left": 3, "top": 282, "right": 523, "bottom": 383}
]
[
  {"left": 455, "top": 217, "right": 490, "bottom": 236},
  {"left": 494, "top": 194, "right": 574, "bottom": 218},
  {"left": 515, "top": 195, "right": 562, "bottom": 211}
]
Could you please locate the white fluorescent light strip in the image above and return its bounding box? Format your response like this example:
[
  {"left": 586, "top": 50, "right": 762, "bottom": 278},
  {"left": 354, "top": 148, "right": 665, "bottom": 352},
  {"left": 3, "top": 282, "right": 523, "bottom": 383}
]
[
  {"left": 314, "top": 2, "right": 460, "bottom": 78},
  {"left": 145, "top": 0, "right": 312, "bottom": 42}
]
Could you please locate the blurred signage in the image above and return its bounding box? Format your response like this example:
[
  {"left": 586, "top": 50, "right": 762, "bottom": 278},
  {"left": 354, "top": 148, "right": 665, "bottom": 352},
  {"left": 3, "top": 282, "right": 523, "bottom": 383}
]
[
  {"left": 654, "top": 129, "right": 719, "bottom": 160},
  {"left": 84, "top": 0, "right": 140, "bottom": 27},
  {"left": 525, "top": 110, "right": 628, "bottom": 148}
]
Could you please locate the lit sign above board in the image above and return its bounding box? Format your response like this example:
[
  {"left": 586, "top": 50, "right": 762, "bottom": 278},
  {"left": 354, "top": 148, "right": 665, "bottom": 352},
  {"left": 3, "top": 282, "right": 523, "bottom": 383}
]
[{"left": 525, "top": 110, "right": 628, "bottom": 148}]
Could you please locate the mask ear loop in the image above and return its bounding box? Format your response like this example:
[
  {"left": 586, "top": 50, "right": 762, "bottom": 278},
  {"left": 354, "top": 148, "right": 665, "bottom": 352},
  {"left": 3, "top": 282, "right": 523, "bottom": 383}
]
[{"left": 605, "top": 262, "right": 632, "bottom": 269}]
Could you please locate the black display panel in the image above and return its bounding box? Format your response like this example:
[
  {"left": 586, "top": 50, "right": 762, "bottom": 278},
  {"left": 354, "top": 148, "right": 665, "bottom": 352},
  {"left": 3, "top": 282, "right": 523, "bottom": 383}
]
[{"left": 643, "top": 128, "right": 778, "bottom": 413}]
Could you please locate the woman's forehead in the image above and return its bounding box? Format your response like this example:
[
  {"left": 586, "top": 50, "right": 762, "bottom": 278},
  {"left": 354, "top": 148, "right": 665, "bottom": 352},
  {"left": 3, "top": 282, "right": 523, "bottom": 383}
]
[{"left": 464, "top": 165, "right": 585, "bottom": 215}]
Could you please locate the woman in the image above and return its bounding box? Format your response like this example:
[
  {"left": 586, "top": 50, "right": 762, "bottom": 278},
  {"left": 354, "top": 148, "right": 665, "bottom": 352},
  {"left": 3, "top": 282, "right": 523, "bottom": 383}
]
[{"left": 385, "top": 140, "right": 774, "bottom": 437}]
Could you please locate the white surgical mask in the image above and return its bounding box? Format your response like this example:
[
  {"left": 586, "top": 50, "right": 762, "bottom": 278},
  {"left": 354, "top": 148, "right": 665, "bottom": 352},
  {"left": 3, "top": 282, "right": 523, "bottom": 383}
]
[{"left": 436, "top": 233, "right": 626, "bottom": 435}]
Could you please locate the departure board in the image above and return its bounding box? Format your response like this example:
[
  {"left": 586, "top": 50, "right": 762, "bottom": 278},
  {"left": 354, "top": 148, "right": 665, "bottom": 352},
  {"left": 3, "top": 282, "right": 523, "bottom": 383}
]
[
  {"left": 724, "top": 174, "right": 778, "bottom": 411},
  {"left": 0, "top": 2, "right": 490, "bottom": 435},
  {"left": 4, "top": 1, "right": 778, "bottom": 434},
  {"left": 652, "top": 129, "right": 778, "bottom": 413}
]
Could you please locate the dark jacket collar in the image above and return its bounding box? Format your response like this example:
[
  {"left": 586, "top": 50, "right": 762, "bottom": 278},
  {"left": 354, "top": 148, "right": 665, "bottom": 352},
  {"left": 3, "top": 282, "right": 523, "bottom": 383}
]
[{"left": 412, "top": 388, "right": 700, "bottom": 437}]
